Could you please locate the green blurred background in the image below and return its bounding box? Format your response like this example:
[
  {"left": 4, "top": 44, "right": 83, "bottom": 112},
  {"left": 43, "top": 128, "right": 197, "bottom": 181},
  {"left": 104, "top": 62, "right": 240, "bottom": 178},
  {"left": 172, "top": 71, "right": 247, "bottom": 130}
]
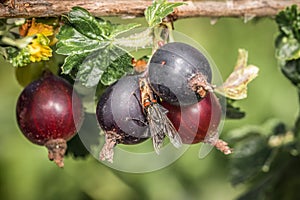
[{"left": 0, "top": 16, "right": 297, "bottom": 200}]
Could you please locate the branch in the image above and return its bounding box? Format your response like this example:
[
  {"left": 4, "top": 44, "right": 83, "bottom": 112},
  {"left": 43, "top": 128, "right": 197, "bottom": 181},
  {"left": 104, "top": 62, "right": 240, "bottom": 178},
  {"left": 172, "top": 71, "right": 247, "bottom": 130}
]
[{"left": 0, "top": 0, "right": 299, "bottom": 18}]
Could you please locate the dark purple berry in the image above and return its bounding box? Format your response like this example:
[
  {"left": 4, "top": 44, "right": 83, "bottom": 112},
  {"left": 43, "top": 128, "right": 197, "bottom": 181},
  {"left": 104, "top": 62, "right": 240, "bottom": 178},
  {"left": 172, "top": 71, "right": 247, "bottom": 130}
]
[
  {"left": 96, "top": 75, "right": 150, "bottom": 162},
  {"left": 149, "top": 42, "right": 213, "bottom": 106}
]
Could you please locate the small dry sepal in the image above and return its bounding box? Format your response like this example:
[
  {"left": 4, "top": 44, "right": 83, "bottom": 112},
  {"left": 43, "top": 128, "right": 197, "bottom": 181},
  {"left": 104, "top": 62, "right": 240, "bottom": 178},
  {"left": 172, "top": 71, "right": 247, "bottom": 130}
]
[
  {"left": 99, "top": 131, "right": 121, "bottom": 163},
  {"left": 45, "top": 138, "right": 67, "bottom": 168},
  {"left": 204, "top": 131, "right": 233, "bottom": 155}
]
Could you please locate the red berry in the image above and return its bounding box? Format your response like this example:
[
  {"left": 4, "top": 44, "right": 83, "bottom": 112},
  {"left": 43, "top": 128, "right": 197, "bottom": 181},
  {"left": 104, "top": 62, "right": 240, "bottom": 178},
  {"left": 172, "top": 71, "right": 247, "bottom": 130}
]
[
  {"left": 16, "top": 71, "right": 84, "bottom": 167},
  {"left": 162, "top": 93, "right": 232, "bottom": 154},
  {"left": 161, "top": 92, "right": 221, "bottom": 144}
]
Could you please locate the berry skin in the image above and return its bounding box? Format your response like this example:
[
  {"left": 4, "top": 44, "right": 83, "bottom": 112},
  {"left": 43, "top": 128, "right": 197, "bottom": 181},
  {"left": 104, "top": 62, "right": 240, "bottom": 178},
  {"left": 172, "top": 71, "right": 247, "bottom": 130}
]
[
  {"left": 161, "top": 92, "right": 221, "bottom": 144},
  {"left": 96, "top": 75, "right": 150, "bottom": 162},
  {"left": 149, "top": 42, "right": 213, "bottom": 106},
  {"left": 16, "top": 71, "right": 84, "bottom": 167},
  {"left": 161, "top": 93, "right": 232, "bottom": 154}
]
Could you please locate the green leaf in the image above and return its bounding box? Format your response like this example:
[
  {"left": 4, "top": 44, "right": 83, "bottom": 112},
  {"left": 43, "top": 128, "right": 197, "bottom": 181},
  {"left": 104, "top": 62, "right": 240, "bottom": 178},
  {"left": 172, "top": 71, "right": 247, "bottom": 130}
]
[
  {"left": 237, "top": 176, "right": 273, "bottom": 200},
  {"left": 280, "top": 57, "right": 300, "bottom": 86},
  {"left": 275, "top": 5, "right": 300, "bottom": 87},
  {"left": 113, "top": 28, "right": 153, "bottom": 49},
  {"left": 226, "top": 99, "right": 246, "bottom": 119},
  {"left": 68, "top": 7, "right": 110, "bottom": 40},
  {"left": 101, "top": 52, "right": 133, "bottom": 85},
  {"left": 61, "top": 53, "right": 89, "bottom": 74},
  {"left": 56, "top": 7, "right": 141, "bottom": 86},
  {"left": 228, "top": 119, "right": 289, "bottom": 187},
  {"left": 276, "top": 36, "right": 300, "bottom": 61},
  {"left": 56, "top": 25, "right": 106, "bottom": 55},
  {"left": 77, "top": 45, "right": 133, "bottom": 87},
  {"left": 76, "top": 48, "right": 109, "bottom": 87},
  {"left": 275, "top": 5, "right": 300, "bottom": 41},
  {"left": 229, "top": 134, "right": 272, "bottom": 186},
  {"left": 145, "top": 0, "right": 185, "bottom": 27},
  {"left": 67, "top": 7, "right": 140, "bottom": 40},
  {"left": 110, "top": 23, "right": 141, "bottom": 38}
]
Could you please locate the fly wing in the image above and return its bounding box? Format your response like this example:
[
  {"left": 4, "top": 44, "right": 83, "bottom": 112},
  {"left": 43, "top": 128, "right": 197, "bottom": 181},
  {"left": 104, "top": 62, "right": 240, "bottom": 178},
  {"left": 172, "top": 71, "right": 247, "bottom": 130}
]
[
  {"left": 154, "top": 104, "right": 182, "bottom": 149},
  {"left": 150, "top": 124, "right": 164, "bottom": 155},
  {"left": 163, "top": 115, "right": 182, "bottom": 148},
  {"left": 146, "top": 106, "right": 165, "bottom": 154}
]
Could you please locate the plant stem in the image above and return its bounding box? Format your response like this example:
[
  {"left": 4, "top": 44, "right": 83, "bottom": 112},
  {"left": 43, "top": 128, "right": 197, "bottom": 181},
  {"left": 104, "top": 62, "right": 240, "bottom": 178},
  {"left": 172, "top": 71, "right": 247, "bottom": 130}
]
[{"left": 1, "top": 0, "right": 299, "bottom": 18}]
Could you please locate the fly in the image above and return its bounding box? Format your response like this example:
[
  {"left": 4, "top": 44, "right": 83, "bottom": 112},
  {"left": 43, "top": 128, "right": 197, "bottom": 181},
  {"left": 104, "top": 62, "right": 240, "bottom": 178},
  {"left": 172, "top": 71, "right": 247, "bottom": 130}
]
[{"left": 139, "top": 77, "right": 182, "bottom": 154}]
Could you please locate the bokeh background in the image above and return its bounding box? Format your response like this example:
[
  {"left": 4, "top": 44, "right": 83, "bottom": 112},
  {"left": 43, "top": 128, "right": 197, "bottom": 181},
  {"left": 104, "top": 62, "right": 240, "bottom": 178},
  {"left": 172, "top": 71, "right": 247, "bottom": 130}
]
[{"left": 0, "top": 14, "right": 297, "bottom": 200}]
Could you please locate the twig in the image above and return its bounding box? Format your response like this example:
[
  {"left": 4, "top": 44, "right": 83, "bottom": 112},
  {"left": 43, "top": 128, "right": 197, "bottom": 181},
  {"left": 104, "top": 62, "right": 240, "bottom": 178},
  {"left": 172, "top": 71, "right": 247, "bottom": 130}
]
[{"left": 0, "top": 0, "right": 299, "bottom": 18}]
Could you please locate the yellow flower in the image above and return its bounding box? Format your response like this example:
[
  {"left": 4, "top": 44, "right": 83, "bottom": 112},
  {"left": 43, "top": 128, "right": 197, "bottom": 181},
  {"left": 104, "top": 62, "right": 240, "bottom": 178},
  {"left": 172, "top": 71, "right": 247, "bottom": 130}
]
[{"left": 27, "top": 34, "right": 52, "bottom": 62}]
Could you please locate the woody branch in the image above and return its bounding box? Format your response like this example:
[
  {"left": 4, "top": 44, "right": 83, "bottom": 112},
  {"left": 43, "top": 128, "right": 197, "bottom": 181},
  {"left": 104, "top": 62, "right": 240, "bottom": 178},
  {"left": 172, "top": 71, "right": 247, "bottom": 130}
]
[{"left": 0, "top": 0, "right": 299, "bottom": 18}]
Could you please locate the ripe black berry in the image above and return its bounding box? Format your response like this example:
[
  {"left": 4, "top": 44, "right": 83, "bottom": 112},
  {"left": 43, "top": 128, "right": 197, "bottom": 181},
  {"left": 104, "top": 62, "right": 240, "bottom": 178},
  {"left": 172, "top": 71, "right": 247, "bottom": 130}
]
[
  {"left": 16, "top": 71, "right": 84, "bottom": 167},
  {"left": 96, "top": 75, "right": 150, "bottom": 162},
  {"left": 149, "top": 42, "right": 213, "bottom": 106}
]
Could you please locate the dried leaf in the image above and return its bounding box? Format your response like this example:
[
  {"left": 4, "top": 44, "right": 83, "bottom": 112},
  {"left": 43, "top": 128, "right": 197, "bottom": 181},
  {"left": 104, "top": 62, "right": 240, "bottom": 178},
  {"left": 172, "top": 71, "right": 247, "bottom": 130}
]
[{"left": 215, "top": 49, "right": 259, "bottom": 100}]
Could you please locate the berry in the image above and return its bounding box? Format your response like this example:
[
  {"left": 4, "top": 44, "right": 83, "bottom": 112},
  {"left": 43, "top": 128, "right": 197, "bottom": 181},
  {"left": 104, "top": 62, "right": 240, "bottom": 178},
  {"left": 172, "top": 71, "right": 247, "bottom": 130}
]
[
  {"left": 161, "top": 92, "right": 220, "bottom": 143},
  {"left": 149, "top": 42, "right": 213, "bottom": 106},
  {"left": 161, "top": 93, "right": 232, "bottom": 154},
  {"left": 96, "top": 75, "right": 150, "bottom": 162},
  {"left": 16, "top": 71, "right": 84, "bottom": 167}
]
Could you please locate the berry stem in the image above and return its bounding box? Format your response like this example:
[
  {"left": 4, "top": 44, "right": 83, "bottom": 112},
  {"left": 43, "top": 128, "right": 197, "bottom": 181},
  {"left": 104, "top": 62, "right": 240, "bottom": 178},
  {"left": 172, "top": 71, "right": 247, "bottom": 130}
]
[
  {"left": 45, "top": 138, "right": 67, "bottom": 168},
  {"left": 204, "top": 131, "right": 233, "bottom": 155},
  {"left": 99, "top": 131, "right": 121, "bottom": 163}
]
